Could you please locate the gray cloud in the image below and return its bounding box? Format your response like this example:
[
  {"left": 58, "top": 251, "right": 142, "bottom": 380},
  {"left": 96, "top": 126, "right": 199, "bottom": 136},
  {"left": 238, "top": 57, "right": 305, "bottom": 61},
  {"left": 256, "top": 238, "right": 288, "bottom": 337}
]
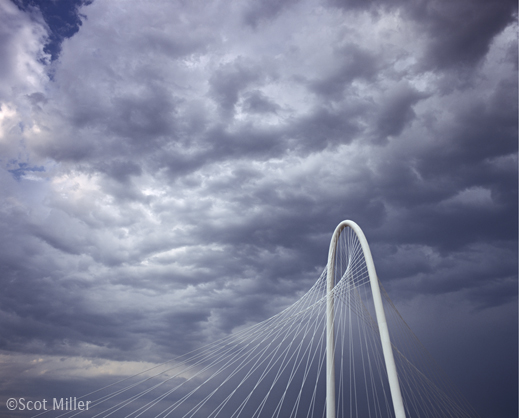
[
  {"left": 328, "top": 0, "right": 518, "bottom": 69},
  {"left": 0, "top": 0, "right": 517, "bottom": 416},
  {"left": 375, "top": 82, "right": 427, "bottom": 138},
  {"left": 241, "top": 90, "right": 280, "bottom": 114},
  {"left": 242, "top": 0, "right": 301, "bottom": 28},
  {"left": 309, "top": 43, "right": 379, "bottom": 100}
]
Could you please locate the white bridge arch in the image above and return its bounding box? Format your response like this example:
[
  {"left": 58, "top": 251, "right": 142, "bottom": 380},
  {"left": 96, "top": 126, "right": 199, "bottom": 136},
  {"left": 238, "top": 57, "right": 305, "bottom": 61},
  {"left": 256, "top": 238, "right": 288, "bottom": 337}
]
[
  {"left": 30, "top": 220, "right": 480, "bottom": 418},
  {"left": 326, "top": 221, "right": 405, "bottom": 418}
]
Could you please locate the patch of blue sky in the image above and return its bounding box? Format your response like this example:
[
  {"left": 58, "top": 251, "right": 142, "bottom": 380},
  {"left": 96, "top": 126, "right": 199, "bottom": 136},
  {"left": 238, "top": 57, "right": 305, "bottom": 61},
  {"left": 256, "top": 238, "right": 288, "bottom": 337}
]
[{"left": 8, "top": 162, "right": 45, "bottom": 180}]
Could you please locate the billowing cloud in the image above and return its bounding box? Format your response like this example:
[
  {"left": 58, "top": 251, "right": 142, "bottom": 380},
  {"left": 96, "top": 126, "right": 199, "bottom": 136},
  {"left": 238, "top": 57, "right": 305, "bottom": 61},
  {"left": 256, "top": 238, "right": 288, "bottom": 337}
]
[{"left": 0, "top": 0, "right": 517, "bottom": 417}]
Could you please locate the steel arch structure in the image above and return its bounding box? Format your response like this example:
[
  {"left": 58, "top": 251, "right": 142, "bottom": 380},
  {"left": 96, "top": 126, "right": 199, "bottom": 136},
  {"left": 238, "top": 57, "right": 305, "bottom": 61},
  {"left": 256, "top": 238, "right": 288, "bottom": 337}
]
[{"left": 326, "top": 220, "right": 406, "bottom": 418}]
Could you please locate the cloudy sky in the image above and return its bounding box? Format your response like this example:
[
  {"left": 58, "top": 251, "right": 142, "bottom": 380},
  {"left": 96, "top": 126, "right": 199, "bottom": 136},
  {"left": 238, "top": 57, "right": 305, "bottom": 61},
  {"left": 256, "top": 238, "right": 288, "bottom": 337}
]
[{"left": 0, "top": 0, "right": 517, "bottom": 416}]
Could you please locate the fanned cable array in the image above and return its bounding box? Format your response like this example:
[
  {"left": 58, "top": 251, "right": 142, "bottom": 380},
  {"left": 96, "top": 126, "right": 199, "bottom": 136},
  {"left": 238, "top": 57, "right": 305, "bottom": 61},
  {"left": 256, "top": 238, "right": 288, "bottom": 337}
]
[{"left": 32, "top": 225, "right": 480, "bottom": 418}]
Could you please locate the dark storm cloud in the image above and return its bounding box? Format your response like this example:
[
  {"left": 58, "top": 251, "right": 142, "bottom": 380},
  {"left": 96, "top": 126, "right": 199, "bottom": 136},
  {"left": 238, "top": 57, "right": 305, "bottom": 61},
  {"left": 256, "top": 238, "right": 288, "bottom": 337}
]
[
  {"left": 209, "top": 59, "right": 270, "bottom": 117},
  {"left": 0, "top": 0, "right": 516, "bottom": 416},
  {"left": 289, "top": 106, "right": 360, "bottom": 152},
  {"left": 96, "top": 159, "right": 142, "bottom": 185},
  {"left": 242, "top": 90, "right": 280, "bottom": 114},
  {"left": 375, "top": 83, "right": 427, "bottom": 138},
  {"left": 413, "top": 0, "right": 518, "bottom": 69},
  {"left": 328, "top": 0, "right": 518, "bottom": 69},
  {"left": 242, "top": 0, "right": 300, "bottom": 28},
  {"left": 41, "top": 80, "right": 178, "bottom": 162},
  {"left": 309, "top": 43, "right": 379, "bottom": 100}
]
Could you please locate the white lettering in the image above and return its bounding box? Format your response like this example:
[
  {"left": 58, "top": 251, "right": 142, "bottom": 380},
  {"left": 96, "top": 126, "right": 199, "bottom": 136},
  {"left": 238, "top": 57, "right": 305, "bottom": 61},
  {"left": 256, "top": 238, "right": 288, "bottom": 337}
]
[{"left": 53, "top": 398, "right": 64, "bottom": 410}]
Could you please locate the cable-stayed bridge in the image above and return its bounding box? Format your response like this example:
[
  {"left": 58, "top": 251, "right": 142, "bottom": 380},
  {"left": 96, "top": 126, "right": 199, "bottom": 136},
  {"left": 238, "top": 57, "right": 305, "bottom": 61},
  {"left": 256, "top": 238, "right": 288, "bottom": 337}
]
[{"left": 31, "top": 221, "right": 480, "bottom": 418}]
